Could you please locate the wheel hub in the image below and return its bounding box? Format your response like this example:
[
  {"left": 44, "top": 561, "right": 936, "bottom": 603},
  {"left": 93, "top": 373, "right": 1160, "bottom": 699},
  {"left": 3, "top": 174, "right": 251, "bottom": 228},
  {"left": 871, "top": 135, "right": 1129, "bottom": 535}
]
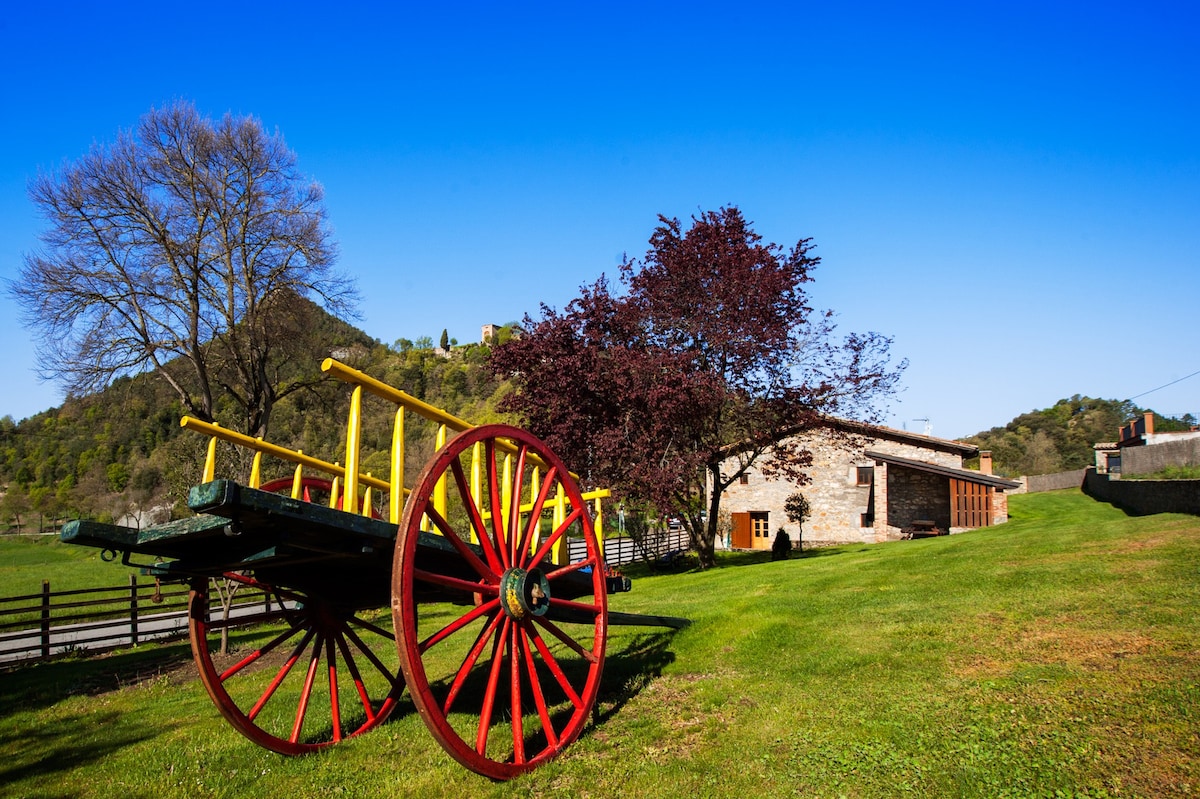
[{"left": 499, "top": 567, "right": 551, "bottom": 619}]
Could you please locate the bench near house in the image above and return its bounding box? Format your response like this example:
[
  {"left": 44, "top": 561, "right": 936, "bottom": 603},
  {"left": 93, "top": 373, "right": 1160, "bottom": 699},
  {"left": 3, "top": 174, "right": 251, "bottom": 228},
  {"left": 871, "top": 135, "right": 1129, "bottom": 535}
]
[{"left": 718, "top": 419, "right": 1020, "bottom": 549}]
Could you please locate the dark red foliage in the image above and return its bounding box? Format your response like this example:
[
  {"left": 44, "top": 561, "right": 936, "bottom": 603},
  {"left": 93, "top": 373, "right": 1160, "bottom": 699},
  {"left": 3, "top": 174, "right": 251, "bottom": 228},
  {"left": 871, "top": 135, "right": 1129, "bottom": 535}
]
[{"left": 491, "top": 207, "right": 903, "bottom": 568}]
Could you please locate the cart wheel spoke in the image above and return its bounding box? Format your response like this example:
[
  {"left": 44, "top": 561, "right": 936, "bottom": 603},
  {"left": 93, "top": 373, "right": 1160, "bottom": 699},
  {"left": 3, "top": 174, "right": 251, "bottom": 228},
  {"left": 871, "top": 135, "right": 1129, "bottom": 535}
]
[
  {"left": 529, "top": 506, "right": 583, "bottom": 566},
  {"left": 347, "top": 614, "right": 396, "bottom": 642},
  {"left": 516, "top": 465, "right": 559, "bottom": 570},
  {"left": 343, "top": 624, "right": 403, "bottom": 692},
  {"left": 393, "top": 424, "right": 608, "bottom": 779},
  {"left": 190, "top": 576, "right": 403, "bottom": 755},
  {"left": 443, "top": 609, "right": 504, "bottom": 716},
  {"left": 413, "top": 567, "right": 498, "bottom": 597},
  {"left": 218, "top": 624, "right": 304, "bottom": 681},
  {"left": 519, "top": 622, "right": 559, "bottom": 748},
  {"left": 506, "top": 444, "right": 529, "bottom": 566},
  {"left": 425, "top": 479, "right": 500, "bottom": 582},
  {"left": 249, "top": 627, "right": 316, "bottom": 721},
  {"left": 334, "top": 631, "right": 378, "bottom": 724},
  {"left": 290, "top": 631, "right": 324, "bottom": 742},
  {"left": 420, "top": 597, "right": 501, "bottom": 653},
  {"left": 527, "top": 621, "right": 585, "bottom": 707},
  {"left": 220, "top": 571, "right": 308, "bottom": 606},
  {"left": 475, "top": 616, "right": 510, "bottom": 755},
  {"left": 449, "top": 458, "right": 505, "bottom": 574},
  {"left": 509, "top": 621, "right": 525, "bottom": 763},
  {"left": 536, "top": 614, "right": 601, "bottom": 663},
  {"left": 484, "top": 438, "right": 512, "bottom": 570},
  {"left": 325, "top": 636, "right": 343, "bottom": 742},
  {"left": 544, "top": 557, "right": 597, "bottom": 581}
]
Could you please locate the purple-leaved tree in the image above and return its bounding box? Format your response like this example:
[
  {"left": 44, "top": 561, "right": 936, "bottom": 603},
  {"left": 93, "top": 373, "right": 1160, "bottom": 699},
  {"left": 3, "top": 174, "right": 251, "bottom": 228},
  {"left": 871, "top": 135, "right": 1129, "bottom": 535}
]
[{"left": 492, "top": 207, "right": 904, "bottom": 568}]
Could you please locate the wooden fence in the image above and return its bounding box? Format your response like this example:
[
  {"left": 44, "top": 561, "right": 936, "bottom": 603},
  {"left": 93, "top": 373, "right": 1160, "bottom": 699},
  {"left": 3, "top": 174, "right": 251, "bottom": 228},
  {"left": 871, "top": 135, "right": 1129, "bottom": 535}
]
[
  {"left": 569, "top": 528, "right": 691, "bottom": 566},
  {"left": 0, "top": 576, "right": 279, "bottom": 666}
]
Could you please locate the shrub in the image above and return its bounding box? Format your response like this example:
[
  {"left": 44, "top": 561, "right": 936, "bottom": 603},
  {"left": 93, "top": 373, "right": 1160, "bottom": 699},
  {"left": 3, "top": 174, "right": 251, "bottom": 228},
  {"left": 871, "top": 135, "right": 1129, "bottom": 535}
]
[{"left": 771, "top": 527, "right": 791, "bottom": 561}]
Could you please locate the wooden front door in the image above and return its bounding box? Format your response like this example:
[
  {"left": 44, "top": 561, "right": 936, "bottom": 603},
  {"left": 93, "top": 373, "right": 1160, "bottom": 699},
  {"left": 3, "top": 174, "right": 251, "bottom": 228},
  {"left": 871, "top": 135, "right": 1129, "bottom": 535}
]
[
  {"left": 750, "top": 511, "right": 771, "bottom": 550},
  {"left": 731, "top": 512, "right": 751, "bottom": 549}
]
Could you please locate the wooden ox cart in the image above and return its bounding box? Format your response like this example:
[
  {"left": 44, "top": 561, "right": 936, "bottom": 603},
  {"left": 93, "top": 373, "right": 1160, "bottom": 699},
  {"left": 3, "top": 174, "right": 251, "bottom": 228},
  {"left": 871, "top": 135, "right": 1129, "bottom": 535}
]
[{"left": 62, "top": 359, "right": 686, "bottom": 779}]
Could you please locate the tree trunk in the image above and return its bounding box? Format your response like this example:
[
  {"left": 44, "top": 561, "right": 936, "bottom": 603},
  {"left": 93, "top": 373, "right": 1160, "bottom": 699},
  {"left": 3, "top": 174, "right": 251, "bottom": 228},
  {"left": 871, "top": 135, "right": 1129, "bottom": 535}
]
[{"left": 215, "top": 578, "right": 241, "bottom": 655}]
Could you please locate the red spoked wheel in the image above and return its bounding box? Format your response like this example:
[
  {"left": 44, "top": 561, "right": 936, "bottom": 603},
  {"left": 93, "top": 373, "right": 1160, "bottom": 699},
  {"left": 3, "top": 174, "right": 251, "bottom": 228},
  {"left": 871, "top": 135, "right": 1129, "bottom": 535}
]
[
  {"left": 392, "top": 424, "right": 608, "bottom": 779},
  {"left": 189, "top": 573, "right": 403, "bottom": 754}
]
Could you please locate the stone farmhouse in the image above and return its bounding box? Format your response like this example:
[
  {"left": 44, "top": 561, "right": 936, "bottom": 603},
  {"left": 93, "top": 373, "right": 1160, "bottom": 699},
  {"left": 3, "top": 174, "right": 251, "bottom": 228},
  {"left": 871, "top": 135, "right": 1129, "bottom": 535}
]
[{"left": 717, "top": 419, "right": 1020, "bottom": 549}]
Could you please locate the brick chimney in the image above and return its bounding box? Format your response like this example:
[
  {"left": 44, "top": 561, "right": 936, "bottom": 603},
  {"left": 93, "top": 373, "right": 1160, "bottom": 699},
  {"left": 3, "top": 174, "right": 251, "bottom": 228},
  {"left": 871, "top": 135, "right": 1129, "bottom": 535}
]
[
  {"left": 1144, "top": 411, "right": 1155, "bottom": 436},
  {"left": 979, "top": 451, "right": 993, "bottom": 475}
]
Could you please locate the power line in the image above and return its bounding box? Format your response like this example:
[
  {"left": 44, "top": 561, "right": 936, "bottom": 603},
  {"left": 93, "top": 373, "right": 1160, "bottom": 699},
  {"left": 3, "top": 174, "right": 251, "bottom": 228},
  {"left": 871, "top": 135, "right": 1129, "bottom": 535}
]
[{"left": 1126, "top": 368, "right": 1200, "bottom": 401}]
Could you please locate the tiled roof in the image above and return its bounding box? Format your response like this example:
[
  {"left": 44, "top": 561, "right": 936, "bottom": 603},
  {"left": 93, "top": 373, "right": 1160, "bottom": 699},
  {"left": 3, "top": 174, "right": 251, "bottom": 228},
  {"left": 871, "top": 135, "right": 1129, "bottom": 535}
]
[{"left": 864, "top": 450, "right": 1022, "bottom": 490}]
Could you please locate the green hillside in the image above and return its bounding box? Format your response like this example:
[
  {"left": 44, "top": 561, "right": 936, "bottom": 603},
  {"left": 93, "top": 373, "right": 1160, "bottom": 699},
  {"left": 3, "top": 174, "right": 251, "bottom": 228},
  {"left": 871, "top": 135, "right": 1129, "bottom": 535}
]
[
  {"left": 2, "top": 489, "right": 1197, "bottom": 797},
  {"left": 963, "top": 395, "right": 1195, "bottom": 476},
  {"left": 0, "top": 319, "right": 520, "bottom": 532}
]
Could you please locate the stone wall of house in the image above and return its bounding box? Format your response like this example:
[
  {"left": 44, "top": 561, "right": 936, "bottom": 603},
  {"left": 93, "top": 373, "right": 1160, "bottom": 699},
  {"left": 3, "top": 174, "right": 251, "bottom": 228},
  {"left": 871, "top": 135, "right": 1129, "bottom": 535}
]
[
  {"left": 885, "top": 466, "right": 951, "bottom": 531},
  {"left": 722, "top": 437, "right": 871, "bottom": 547},
  {"left": 991, "top": 486, "right": 1010, "bottom": 525},
  {"left": 721, "top": 429, "right": 971, "bottom": 546}
]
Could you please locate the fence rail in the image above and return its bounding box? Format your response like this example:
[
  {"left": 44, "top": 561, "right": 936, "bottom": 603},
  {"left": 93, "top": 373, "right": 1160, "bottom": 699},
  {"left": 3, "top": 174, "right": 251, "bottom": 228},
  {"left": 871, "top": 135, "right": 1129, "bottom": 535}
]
[
  {"left": 0, "top": 576, "right": 280, "bottom": 667},
  {"left": 570, "top": 528, "right": 691, "bottom": 567}
]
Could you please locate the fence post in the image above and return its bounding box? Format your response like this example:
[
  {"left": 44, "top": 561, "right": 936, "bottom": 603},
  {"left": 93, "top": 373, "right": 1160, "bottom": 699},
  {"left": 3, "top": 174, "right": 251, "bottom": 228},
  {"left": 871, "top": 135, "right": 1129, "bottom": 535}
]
[
  {"left": 40, "top": 580, "right": 50, "bottom": 658},
  {"left": 129, "top": 573, "right": 138, "bottom": 645}
]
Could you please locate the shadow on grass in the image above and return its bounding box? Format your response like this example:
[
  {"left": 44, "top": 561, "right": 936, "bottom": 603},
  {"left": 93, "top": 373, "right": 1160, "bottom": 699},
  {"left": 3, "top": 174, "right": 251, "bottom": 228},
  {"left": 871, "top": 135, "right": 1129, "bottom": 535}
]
[
  {"left": 592, "top": 628, "right": 680, "bottom": 725},
  {"left": 376, "top": 625, "right": 683, "bottom": 766},
  {"left": 0, "top": 639, "right": 196, "bottom": 715},
  {"left": 0, "top": 707, "right": 169, "bottom": 793},
  {"left": 0, "top": 619, "right": 680, "bottom": 765}
]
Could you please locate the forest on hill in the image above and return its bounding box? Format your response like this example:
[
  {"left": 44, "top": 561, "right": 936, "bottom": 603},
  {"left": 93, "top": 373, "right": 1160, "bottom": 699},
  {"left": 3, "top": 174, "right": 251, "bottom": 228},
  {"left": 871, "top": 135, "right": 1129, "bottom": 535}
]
[
  {"left": 0, "top": 309, "right": 522, "bottom": 533},
  {"left": 962, "top": 395, "right": 1196, "bottom": 477}
]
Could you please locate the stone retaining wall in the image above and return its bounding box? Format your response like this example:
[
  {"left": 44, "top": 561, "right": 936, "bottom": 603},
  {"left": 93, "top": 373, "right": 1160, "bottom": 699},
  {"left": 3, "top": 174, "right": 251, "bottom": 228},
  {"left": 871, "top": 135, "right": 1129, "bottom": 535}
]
[
  {"left": 1024, "top": 469, "right": 1088, "bottom": 493},
  {"left": 1083, "top": 467, "right": 1200, "bottom": 516},
  {"left": 1121, "top": 437, "right": 1200, "bottom": 476}
]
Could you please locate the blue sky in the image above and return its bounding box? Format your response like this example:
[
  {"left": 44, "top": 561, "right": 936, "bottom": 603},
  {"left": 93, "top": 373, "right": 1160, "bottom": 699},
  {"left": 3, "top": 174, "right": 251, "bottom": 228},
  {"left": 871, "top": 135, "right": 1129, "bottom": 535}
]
[{"left": 1, "top": 1, "right": 1196, "bottom": 439}]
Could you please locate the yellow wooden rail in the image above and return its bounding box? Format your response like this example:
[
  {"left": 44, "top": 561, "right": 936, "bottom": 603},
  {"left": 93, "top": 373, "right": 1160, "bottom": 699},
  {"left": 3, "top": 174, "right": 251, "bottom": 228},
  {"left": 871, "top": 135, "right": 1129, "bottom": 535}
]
[
  {"left": 321, "top": 359, "right": 610, "bottom": 562},
  {"left": 180, "top": 416, "right": 393, "bottom": 505},
  {"left": 181, "top": 359, "right": 610, "bottom": 564}
]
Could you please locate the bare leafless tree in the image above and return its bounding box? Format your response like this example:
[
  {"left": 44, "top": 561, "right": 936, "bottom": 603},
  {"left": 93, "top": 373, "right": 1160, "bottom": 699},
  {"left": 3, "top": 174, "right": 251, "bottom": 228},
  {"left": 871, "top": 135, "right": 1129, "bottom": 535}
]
[{"left": 12, "top": 101, "right": 355, "bottom": 437}]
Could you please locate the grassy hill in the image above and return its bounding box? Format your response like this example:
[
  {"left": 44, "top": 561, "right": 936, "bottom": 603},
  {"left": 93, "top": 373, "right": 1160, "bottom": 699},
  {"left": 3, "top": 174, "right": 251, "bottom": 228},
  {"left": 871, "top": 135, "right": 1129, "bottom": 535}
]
[{"left": 2, "top": 489, "right": 1197, "bottom": 797}]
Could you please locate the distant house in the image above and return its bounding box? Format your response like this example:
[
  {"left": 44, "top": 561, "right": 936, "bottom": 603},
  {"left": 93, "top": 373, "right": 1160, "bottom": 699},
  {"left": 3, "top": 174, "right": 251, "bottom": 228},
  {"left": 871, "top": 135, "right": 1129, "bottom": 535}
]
[
  {"left": 717, "top": 419, "right": 1020, "bottom": 549},
  {"left": 1094, "top": 412, "right": 1200, "bottom": 475}
]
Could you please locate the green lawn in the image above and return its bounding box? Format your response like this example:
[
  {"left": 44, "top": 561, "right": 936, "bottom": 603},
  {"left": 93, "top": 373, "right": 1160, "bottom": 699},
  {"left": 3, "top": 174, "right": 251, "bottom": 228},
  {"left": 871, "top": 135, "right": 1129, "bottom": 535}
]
[
  {"left": 1, "top": 489, "right": 1197, "bottom": 797},
  {"left": 0, "top": 534, "right": 138, "bottom": 597}
]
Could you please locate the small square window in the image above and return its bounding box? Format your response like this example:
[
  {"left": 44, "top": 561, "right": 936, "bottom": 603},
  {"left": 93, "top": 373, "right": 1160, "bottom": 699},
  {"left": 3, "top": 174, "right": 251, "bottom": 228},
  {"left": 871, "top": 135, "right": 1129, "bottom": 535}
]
[
  {"left": 860, "top": 512, "right": 873, "bottom": 527},
  {"left": 739, "top": 474, "right": 749, "bottom": 485},
  {"left": 856, "top": 466, "right": 874, "bottom": 486}
]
